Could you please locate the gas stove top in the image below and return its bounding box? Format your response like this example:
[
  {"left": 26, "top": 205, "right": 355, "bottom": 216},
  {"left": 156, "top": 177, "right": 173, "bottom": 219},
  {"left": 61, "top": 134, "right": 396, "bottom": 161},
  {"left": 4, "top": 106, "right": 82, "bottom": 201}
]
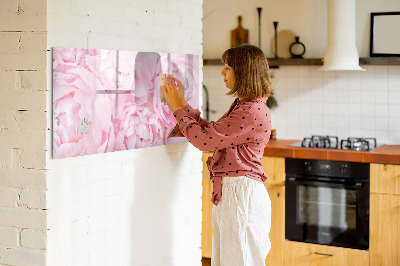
[{"left": 289, "top": 135, "right": 382, "bottom": 151}]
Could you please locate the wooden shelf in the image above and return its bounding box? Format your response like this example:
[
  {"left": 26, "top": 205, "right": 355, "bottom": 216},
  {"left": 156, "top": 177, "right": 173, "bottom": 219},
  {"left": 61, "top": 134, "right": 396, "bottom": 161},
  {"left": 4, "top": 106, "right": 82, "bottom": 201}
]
[
  {"left": 203, "top": 58, "right": 323, "bottom": 67},
  {"left": 359, "top": 57, "right": 400, "bottom": 65},
  {"left": 203, "top": 57, "right": 400, "bottom": 67}
]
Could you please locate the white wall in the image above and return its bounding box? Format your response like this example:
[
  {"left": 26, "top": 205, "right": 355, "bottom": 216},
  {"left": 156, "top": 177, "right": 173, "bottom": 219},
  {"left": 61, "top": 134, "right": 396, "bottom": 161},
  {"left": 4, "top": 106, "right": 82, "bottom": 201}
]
[
  {"left": 46, "top": 0, "right": 203, "bottom": 266},
  {"left": 203, "top": 0, "right": 400, "bottom": 58},
  {"left": 203, "top": 0, "right": 400, "bottom": 145},
  {"left": 0, "top": 0, "right": 48, "bottom": 265}
]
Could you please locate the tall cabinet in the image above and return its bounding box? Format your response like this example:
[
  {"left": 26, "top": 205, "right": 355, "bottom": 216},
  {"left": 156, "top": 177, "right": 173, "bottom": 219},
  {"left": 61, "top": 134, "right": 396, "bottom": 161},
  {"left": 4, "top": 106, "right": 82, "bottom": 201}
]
[{"left": 370, "top": 163, "right": 400, "bottom": 266}]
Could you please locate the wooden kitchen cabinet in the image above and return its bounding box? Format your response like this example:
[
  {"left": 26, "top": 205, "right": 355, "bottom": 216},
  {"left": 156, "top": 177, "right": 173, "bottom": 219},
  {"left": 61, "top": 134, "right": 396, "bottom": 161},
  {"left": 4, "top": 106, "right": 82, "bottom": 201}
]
[
  {"left": 284, "top": 241, "right": 369, "bottom": 266},
  {"left": 370, "top": 163, "right": 400, "bottom": 266},
  {"left": 264, "top": 184, "right": 285, "bottom": 266},
  {"left": 201, "top": 154, "right": 286, "bottom": 265},
  {"left": 262, "top": 156, "right": 285, "bottom": 266},
  {"left": 202, "top": 152, "right": 213, "bottom": 258},
  {"left": 370, "top": 163, "right": 400, "bottom": 195}
]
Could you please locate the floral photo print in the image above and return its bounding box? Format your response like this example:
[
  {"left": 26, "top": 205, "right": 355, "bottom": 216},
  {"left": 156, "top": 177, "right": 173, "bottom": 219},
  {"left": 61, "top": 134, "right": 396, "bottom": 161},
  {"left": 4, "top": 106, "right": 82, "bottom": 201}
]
[{"left": 52, "top": 47, "right": 199, "bottom": 159}]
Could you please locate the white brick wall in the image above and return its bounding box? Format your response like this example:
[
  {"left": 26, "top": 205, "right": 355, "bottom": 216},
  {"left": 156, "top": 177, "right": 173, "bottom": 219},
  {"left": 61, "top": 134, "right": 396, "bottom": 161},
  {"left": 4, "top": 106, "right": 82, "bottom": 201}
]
[
  {"left": 46, "top": 1, "right": 203, "bottom": 266},
  {"left": 0, "top": 0, "right": 48, "bottom": 265}
]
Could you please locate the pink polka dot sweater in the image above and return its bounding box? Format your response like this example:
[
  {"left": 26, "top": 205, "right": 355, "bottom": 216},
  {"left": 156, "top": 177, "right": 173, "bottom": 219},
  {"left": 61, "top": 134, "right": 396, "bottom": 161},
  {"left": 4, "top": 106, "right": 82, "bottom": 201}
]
[{"left": 169, "top": 97, "right": 271, "bottom": 206}]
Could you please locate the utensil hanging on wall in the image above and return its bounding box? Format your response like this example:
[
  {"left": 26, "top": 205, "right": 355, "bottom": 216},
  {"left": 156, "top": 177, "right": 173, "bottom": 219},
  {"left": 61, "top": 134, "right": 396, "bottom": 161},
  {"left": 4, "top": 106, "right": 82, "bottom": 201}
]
[
  {"left": 273, "top": 21, "right": 279, "bottom": 58},
  {"left": 257, "top": 8, "right": 262, "bottom": 48}
]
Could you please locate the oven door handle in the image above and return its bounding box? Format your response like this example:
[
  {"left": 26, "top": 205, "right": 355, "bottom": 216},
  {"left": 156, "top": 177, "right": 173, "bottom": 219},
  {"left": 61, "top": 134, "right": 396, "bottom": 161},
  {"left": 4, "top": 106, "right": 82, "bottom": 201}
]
[{"left": 287, "top": 177, "right": 364, "bottom": 189}]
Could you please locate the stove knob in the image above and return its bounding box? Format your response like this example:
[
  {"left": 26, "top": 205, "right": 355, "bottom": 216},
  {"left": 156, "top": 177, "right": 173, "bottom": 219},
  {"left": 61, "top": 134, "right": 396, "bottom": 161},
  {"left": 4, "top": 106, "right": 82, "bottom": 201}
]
[{"left": 340, "top": 164, "right": 347, "bottom": 174}]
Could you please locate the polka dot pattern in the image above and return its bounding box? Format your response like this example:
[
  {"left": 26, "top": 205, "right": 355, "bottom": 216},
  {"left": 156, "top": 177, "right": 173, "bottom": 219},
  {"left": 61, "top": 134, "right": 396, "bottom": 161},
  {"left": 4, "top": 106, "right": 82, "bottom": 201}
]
[{"left": 170, "top": 97, "right": 272, "bottom": 206}]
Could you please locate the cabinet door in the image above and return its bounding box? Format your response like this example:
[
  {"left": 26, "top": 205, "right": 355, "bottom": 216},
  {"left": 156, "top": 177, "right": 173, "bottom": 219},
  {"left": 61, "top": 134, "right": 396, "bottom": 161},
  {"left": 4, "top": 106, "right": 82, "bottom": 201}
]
[
  {"left": 284, "top": 241, "right": 369, "bottom": 266},
  {"left": 265, "top": 184, "right": 284, "bottom": 266},
  {"left": 262, "top": 156, "right": 285, "bottom": 186},
  {"left": 370, "top": 193, "right": 400, "bottom": 266},
  {"left": 370, "top": 163, "right": 400, "bottom": 195},
  {"left": 202, "top": 152, "right": 213, "bottom": 258}
]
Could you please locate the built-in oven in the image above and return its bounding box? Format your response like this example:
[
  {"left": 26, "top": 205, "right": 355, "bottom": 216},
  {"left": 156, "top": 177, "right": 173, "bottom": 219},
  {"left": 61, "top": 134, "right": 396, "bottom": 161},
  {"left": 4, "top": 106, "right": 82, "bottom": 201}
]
[{"left": 285, "top": 158, "right": 370, "bottom": 250}]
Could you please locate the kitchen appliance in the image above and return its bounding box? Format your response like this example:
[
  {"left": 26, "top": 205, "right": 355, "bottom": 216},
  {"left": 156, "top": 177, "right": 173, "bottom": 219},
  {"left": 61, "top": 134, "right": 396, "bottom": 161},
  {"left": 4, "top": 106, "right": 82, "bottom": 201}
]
[
  {"left": 285, "top": 158, "right": 369, "bottom": 250},
  {"left": 289, "top": 135, "right": 380, "bottom": 151},
  {"left": 285, "top": 158, "right": 370, "bottom": 250}
]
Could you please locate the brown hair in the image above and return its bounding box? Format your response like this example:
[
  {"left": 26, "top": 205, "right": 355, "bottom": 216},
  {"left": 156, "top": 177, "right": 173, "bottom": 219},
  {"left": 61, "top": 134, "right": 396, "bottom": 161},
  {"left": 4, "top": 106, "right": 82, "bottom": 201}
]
[{"left": 221, "top": 44, "right": 273, "bottom": 99}]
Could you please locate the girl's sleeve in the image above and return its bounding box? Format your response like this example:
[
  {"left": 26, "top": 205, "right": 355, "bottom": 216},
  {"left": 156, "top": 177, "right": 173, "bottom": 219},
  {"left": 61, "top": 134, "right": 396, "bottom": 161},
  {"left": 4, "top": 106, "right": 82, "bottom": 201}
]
[
  {"left": 168, "top": 103, "right": 211, "bottom": 137},
  {"left": 172, "top": 106, "right": 256, "bottom": 152}
]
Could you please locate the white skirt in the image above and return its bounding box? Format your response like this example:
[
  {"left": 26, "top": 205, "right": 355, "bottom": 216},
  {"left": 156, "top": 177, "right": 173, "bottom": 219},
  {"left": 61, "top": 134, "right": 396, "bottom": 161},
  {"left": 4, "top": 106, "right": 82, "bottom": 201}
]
[{"left": 212, "top": 176, "right": 271, "bottom": 266}]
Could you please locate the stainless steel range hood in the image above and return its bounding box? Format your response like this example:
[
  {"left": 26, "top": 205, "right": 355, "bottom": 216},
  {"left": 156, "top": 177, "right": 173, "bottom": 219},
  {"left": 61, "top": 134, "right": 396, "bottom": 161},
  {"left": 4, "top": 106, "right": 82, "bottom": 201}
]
[{"left": 320, "top": 0, "right": 365, "bottom": 71}]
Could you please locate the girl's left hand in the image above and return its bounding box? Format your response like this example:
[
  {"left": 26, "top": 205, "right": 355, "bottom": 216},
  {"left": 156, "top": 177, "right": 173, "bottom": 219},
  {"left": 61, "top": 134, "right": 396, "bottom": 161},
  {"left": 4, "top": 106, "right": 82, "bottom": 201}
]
[{"left": 161, "top": 77, "right": 184, "bottom": 113}]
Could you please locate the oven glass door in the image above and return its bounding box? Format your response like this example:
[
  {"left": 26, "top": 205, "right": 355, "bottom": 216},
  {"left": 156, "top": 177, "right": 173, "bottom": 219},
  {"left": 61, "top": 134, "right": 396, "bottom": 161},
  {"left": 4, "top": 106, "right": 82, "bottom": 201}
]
[{"left": 286, "top": 179, "right": 369, "bottom": 250}]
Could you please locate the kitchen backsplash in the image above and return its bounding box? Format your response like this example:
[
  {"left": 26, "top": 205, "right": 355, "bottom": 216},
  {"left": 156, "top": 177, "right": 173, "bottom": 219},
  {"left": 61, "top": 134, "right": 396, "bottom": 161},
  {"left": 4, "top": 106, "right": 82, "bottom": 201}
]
[{"left": 203, "top": 65, "right": 400, "bottom": 145}]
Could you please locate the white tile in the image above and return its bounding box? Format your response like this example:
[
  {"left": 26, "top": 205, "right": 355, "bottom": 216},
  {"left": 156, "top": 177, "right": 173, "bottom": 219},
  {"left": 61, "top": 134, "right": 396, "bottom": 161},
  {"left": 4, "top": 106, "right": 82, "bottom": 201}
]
[
  {"left": 388, "top": 91, "right": 400, "bottom": 104},
  {"left": 348, "top": 103, "right": 362, "bottom": 116},
  {"left": 322, "top": 70, "right": 335, "bottom": 78},
  {"left": 311, "top": 102, "right": 324, "bottom": 113},
  {"left": 336, "top": 90, "right": 349, "bottom": 103},
  {"left": 374, "top": 117, "right": 389, "bottom": 130},
  {"left": 285, "top": 66, "right": 298, "bottom": 77},
  {"left": 388, "top": 65, "right": 400, "bottom": 76},
  {"left": 311, "top": 114, "right": 324, "bottom": 128},
  {"left": 362, "top": 65, "right": 375, "bottom": 74},
  {"left": 348, "top": 90, "right": 362, "bottom": 103},
  {"left": 348, "top": 116, "right": 362, "bottom": 129},
  {"left": 298, "top": 67, "right": 311, "bottom": 78},
  {"left": 297, "top": 102, "right": 312, "bottom": 114},
  {"left": 374, "top": 65, "right": 388, "bottom": 78},
  {"left": 348, "top": 78, "right": 362, "bottom": 91},
  {"left": 336, "top": 115, "right": 348, "bottom": 128},
  {"left": 323, "top": 87, "right": 336, "bottom": 103},
  {"left": 389, "top": 104, "right": 400, "bottom": 117},
  {"left": 362, "top": 128, "right": 375, "bottom": 138},
  {"left": 311, "top": 87, "right": 323, "bottom": 101},
  {"left": 374, "top": 78, "right": 388, "bottom": 91},
  {"left": 323, "top": 127, "right": 337, "bottom": 135},
  {"left": 374, "top": 130, "right": 389, "bottom": 144},
  {"left": 361, "top": 90, "right": 374, "bottom": 104},
  {"left": 310, "top": 67, "right": 324, "bottom": 78},
  {"left": 323, "top": 115, "right": 336, "bottom": 129},
  {"left": 388, "top": 76, "right": 400, "bottom": 91},
  {"left": 311, "top": 127, "right": 324, "bottom": 136},
  {"left": 375, "top": 104, "right": 389, "bottom": 117},
  {"left": 335, "top": 72, "right": 349, "bottom": 90},
  {"left": 374, "top": 90, "right": 388, "bottom": 104},
  {"left": 286, "top": 77, "right": 299, "bottom": 89},
  {"left": 287, "top": 113, "right": 300, "bottom": 127},
  {"left": 336, "top": 103, "right": 349, "bottom": 116},
  {"left": 388, "top": 131, "right": 400, "bottom": 144},
  {"left": 361, "top": 104, "right": 374, "bottom": 116},
  {"left": 323, "top": 103, "right": 336, "bottom": 115},
  {"left": 388, "top": 117, "right": 400, "bottom": 131},
  {"left": 362, "top": 116, "right": 375, "bottom": 130},
  {"left": 298, "top": 77, "right": 311, "bottom": 89},
  {"left": 336, "top": 128, "right": 349, "bottom": 140},
  {"left": 349, "top": 128, "right": 362, "bottom": 137},
  {"left": 361, "top": 75, "right": 374, "bottom": 91},
  {"left": 310, "top": 77, "right": 324, "bottom": 90}
]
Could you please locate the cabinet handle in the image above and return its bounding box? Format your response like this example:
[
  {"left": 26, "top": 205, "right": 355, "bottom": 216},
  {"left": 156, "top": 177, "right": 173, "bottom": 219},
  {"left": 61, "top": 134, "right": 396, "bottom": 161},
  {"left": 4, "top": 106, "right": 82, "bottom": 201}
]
[{"left": 314, "top": 252, "right": 335, "bottom": 257}]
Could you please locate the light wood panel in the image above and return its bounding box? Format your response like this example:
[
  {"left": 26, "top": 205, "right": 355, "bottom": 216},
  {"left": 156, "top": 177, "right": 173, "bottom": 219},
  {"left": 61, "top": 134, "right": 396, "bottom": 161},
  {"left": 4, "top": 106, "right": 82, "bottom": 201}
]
[
  {"left": 370, "top": 163, "right": 400, "bottom": 195},
  {"left": 370, "top": 193, "right": 400, "bottom": 266},
  {"left": 264, "top": 184, "right": 285, "bottom": 266},
  {"left": 201, "top": 152, "right": 214, "bottom": 258},
  {"left": 284, "top": 241, "right": 369, "bottom": 266},
  {"left": 261, "top": 156, "right": 285, "bottom": 185}
]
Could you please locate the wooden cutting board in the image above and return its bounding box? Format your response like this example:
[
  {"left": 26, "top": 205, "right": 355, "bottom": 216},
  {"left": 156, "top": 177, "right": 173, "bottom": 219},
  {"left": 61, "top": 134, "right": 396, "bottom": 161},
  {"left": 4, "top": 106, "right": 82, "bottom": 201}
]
[{"left": 231, "top": 16, "right": 249, "bottom": 48}]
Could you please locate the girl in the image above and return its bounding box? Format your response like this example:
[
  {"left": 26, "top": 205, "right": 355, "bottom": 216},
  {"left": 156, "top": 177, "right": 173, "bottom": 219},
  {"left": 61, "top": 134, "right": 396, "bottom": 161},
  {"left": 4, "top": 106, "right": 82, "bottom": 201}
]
[{"left": 161, "top": 44, "right": 273, "bottom": 266}]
